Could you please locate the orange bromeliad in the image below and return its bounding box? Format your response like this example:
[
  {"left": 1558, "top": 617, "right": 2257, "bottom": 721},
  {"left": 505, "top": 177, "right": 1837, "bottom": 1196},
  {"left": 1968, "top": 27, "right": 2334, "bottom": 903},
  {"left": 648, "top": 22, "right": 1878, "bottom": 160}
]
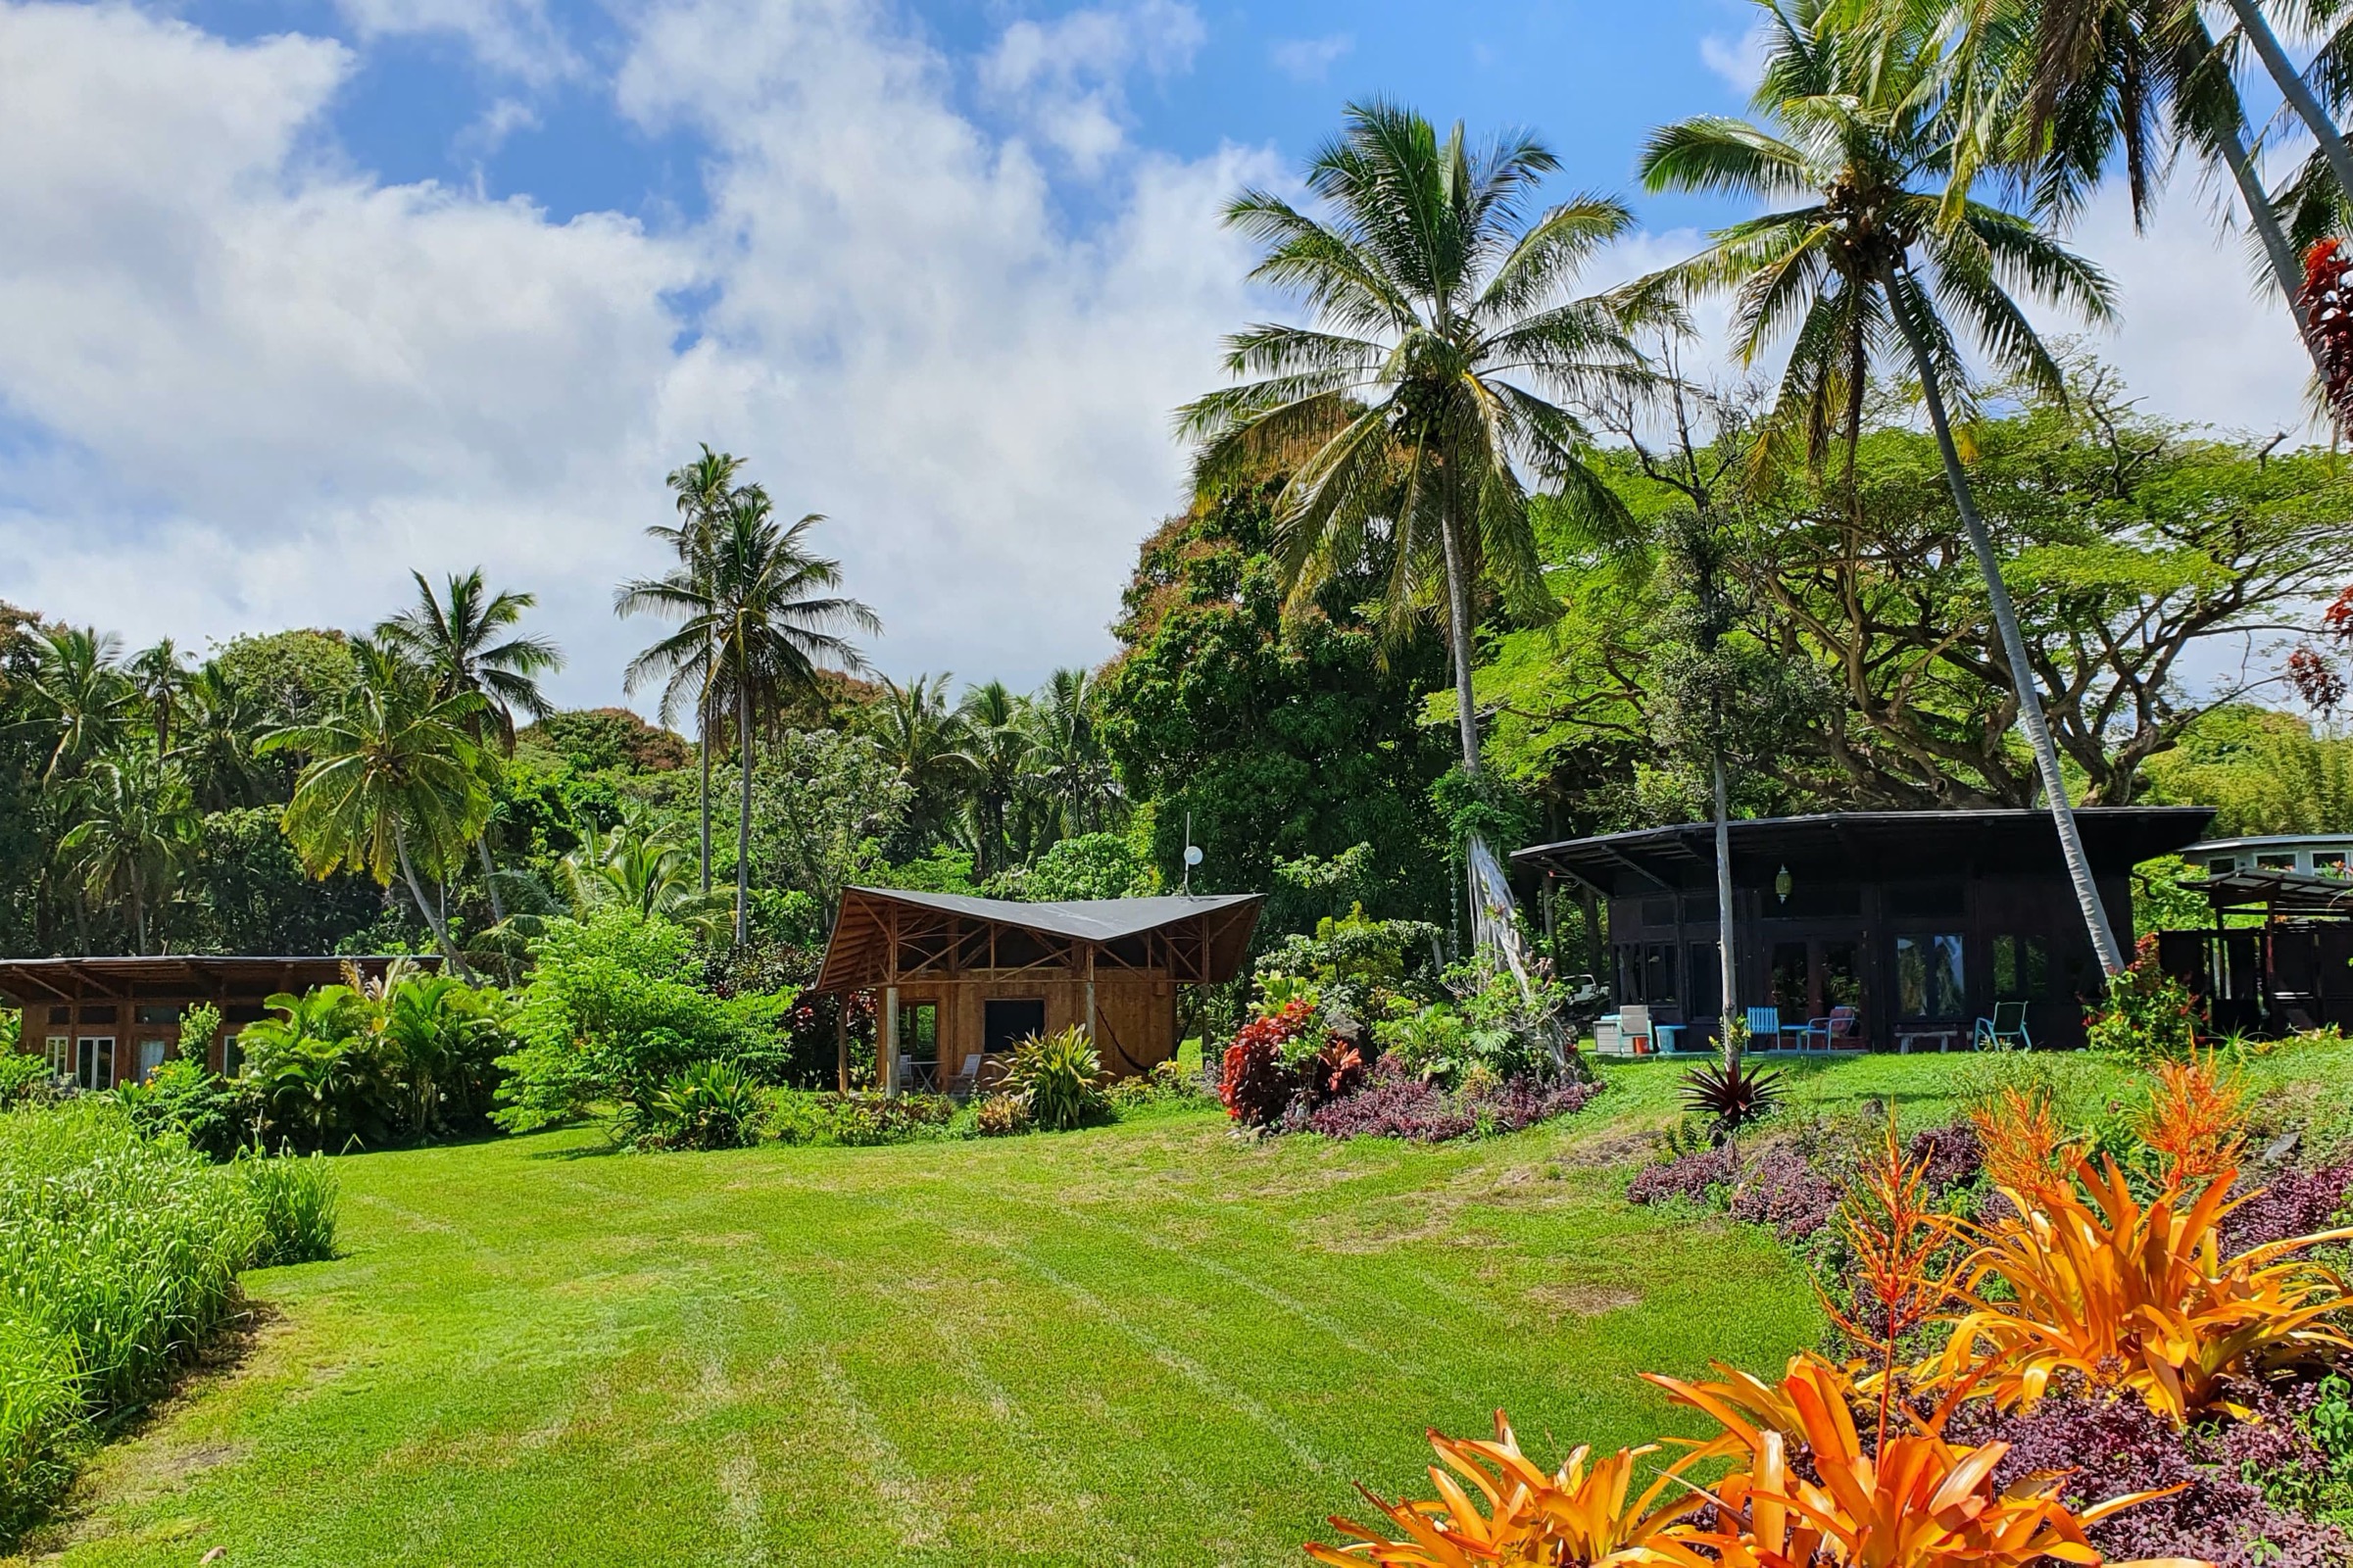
[
  {"left": 1645, "top": 1354, "right": 2207, "bottom": 1568},
  {"left": 1304, "top": 1414, "right": 1707, "bottom": 1567}
]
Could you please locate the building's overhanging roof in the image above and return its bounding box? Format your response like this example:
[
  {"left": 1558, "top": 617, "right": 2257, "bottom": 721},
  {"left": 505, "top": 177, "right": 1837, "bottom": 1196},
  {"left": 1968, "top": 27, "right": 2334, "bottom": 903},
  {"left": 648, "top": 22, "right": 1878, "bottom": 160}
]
[
  {"left": 0, "top": 955, "right": 430, "bottom": 1006},
  {"left": 1513, "top": 807, "right": 2217, "bottom": 892},
  {"left": 815, "top": 887, "right": 1263, "bottom": 992},
  {"left": 2194, "top": 867, "right": 2353, "bottom": 919}
]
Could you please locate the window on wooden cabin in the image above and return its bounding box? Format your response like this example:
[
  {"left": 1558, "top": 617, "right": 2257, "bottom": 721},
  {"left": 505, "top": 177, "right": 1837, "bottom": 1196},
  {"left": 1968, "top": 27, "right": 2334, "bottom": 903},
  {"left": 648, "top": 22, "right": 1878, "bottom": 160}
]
[
  {"left": 135, "top": 1004, "right": 181, "bottom": 1027},
  {"left": 74, "top": 1037, "right": 114, "bottom": 1092},
  {"left": 1771, "top": 943, "right": 1809, "bottom": 1012},
  {"left": 897, "top": 1002, "right": 939, "bottom": 1064},
  {"left": 44, "top": 1036, "right": 70, "bottom": 1077},
  {"left": 1821, "top": 943, "right": 1862, "bottom": 1010},
  {"left": 2258, "top": 854, "right": 2297, "bottom": 871},
  {"left": 1992, "top": 936, "right": 2049, "bottom": 1002},
  {"left": 1895, "top": 934, "right": 1965, "bottom": 1019}
]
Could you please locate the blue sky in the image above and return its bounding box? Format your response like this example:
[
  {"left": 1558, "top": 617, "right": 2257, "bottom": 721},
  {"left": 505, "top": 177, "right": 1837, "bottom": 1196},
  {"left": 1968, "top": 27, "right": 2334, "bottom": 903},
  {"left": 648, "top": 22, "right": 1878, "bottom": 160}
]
[{"left": 0, "top": 0, "right": 2315, "bottom": 709}]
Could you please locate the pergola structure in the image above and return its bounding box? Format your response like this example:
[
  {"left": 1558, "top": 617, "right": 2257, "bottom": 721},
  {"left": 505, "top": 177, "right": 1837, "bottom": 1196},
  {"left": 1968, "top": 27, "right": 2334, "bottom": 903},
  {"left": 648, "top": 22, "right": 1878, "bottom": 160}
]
[
  {"left": 2154, "top": 867, "right": 2353, "bottom": 1035},
  {"left": 813, "top": 888, "right": 1263, "bottom": 1090},
  {"left": 0, "top": 955, "right": 428, "bottom": 1090}
]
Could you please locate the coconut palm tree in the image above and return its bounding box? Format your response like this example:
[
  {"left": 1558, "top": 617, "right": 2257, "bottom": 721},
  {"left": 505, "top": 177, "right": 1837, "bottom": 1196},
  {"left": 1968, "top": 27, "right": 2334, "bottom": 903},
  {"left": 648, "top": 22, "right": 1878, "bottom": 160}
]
[
  {"left": 617, "top": 490, "right": 879, "bottom": 943},
  {"left": 1176, "top": 99, "right": 1658, "bottom": 975},
  {"left": 58, "top": 749, "right": 201, "bottom": 954},
  {"left": 174, "top": 660, "right": 270, "bottom": 810},
  {"left": 1024, "top": 667, "right": 1122, "bottom": 838},
  {"left": 650, "top": 445, "right": 748, "bottom": 894},
  {"left": 261, "top": 642, "right": 493, "bottom": 978},
  {"left": 19, "top": 626, "right": 133, "bottom": 783},
  {"left": 377, "top": 568, "right": 564, "bottom": 928},
  {"left": 864, "top": 673, "right": 972, "bottom": 855},
  {"left": 1638, "top": 0, "right": 2129, "bottom": 975},
  {"left": 952, "top": 681, "right": 1034, "bottom": 880},
  {"left": 127, "top": 639, "right": 190, "bottom": 758}
]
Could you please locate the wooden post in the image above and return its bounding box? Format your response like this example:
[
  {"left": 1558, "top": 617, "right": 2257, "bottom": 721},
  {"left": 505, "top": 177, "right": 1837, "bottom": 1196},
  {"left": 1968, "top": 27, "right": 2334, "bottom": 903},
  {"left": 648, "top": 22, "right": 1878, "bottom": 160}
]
[
  {"left": 1084, "top": 942, "right": 1098, "bottom": 1048},
  {"left": 835, "top": 1000, "right": 849, "bottom": 1094},
  {"left": 883, "top": 985, "right": 900, "bottom": 1097}
]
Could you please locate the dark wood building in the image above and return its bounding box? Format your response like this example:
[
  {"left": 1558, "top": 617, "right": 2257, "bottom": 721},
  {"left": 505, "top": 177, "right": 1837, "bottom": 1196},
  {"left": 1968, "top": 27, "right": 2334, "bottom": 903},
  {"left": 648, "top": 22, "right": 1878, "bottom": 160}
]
[
  {"left": 1, "top": 956, "right": 426, "bottom": 1090},
  {"left": 813, "top": 888, "right": 1263, "bottom": 1090},
  {"left": 1515, "top": 808, "right": 2214, "bottom": 1052}
]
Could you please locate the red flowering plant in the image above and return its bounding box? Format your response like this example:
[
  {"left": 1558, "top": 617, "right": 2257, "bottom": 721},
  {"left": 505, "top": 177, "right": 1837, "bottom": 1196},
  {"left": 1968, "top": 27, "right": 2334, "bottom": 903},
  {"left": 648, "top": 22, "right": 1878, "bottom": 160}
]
[
  {"left": 2083, "top": 935, "right": 2202, "bottom": 1059},
  {"left": 1217, "top": 993, "right": 1363, "bottom": 1129}
]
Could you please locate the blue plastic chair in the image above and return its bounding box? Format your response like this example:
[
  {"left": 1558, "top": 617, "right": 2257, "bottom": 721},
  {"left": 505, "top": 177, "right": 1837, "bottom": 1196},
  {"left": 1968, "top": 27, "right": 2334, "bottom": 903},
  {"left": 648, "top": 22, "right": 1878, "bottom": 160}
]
[
  {"left": 1972, "top": 1001, "right": 2033, "bottom": 1051},
  {"left": 1745, "top": 1005, "right": 1789, "bottom": 1052}
]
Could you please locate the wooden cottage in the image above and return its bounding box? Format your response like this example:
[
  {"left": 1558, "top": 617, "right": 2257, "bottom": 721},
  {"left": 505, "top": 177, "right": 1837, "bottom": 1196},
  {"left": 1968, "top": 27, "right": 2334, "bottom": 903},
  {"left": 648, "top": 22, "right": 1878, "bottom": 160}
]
[
  {"left": 1514, "top": 808, "right": 2214, "bottom": 1052},
  {"left": 1, "top": 955, "right": 426, "bottom": 1090},
  {"left": 812, "top": 888, "right": 1263, "bottom": 1091}
]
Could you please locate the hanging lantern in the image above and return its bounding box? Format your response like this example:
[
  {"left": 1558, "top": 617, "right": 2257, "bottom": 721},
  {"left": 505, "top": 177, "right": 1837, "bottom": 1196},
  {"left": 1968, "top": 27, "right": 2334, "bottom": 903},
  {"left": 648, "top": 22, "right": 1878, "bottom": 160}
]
[{"left": 1775, "top": 864, "right": 1793, "bottom": 904}]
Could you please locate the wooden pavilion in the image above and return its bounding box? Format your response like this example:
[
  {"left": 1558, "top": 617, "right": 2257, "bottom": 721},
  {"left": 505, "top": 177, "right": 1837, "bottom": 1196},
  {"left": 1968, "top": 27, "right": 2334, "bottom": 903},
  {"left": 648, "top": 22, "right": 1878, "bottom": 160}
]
[
  {"left": 0, "top": 955, "right": 427, "bottom": 1090},
  {"left": 812, "top": 888, "right": 1263, "bottom": 1091}
]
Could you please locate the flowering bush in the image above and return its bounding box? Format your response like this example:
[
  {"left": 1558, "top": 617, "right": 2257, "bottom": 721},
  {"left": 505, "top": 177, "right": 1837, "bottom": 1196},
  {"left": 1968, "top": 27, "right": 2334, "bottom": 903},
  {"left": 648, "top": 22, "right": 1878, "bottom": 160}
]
[
  {"left": 1299, "top": 1057, "right": 1600, "bottom": 1143},
  {"left": 2083, "top": 933, "right": 2202, "bottom": 1058}
]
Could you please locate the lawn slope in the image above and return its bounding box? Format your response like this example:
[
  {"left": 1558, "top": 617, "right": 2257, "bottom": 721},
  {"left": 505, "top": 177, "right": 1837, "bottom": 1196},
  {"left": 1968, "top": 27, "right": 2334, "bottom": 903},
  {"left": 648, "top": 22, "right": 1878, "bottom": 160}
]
[{"left": 24, "top": 1056, "right": 2063, "bottom": 1567}]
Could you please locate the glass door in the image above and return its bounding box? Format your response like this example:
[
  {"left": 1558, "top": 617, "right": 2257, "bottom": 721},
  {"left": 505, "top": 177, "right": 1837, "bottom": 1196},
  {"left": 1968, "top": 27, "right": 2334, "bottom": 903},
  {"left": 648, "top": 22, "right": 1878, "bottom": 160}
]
[{"left": 75, "top": 1036, "right": 115, "bottom": 1092}]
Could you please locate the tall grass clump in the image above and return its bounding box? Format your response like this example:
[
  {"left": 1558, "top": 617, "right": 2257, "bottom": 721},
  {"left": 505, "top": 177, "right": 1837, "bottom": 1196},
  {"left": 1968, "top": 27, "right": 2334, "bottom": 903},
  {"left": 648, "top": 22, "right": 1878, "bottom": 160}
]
[
  {"left": 235, "top": 1152, "right": 340, "bottom": 1267},
  {"left": 0, "top": 1099, "right": 337, "bottom": 1539}
]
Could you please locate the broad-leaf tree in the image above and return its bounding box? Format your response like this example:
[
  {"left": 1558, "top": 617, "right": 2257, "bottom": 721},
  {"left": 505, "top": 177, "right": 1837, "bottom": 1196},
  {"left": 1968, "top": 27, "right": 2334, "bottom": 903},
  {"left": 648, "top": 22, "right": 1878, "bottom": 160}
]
[{"left": 1639, "top": 0, "right": 2131, "bottom": 974}]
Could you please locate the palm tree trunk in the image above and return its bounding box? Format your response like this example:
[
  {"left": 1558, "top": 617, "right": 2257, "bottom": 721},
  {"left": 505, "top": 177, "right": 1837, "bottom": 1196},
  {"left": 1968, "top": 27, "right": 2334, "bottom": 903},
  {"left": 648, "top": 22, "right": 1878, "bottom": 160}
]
[
  {"left": 699, "top": 690, "right": 714, "bottom": 895},
  {"left": 1438, "top": 511, "right": 1483, "bottom": 775},
  {"left": 736, "top": 684, "right": 753, "bottom": 946},
  {"left": 1882, "top": 259, "right": 2129, "bottom": 978},
  {"left": 2222, "top": 0, "right": 2353, "bottom": 208},
  {"left": 2221, "top": 117, "right": 2330, "bottom": 379},
  {"left": 475, "top": 835, "right": 506, "bottom": 925},
  {"left": 396, "top": 828, "right": 477, "bottom": 982},
  {"left": 1713, "top": 755, "right": 1740, "bottom": 1071}
]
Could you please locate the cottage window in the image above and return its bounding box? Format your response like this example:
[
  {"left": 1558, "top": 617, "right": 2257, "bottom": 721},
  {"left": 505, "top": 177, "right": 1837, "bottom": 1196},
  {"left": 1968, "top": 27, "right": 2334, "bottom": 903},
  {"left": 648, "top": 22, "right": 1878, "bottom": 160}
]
[
  {"left": 1895, "top": 934, "right": 1965, "bottom": 1020},
  {"left": 1992, "top": 936, "right": 2049, "bottom": 1001},
  {"left": 44, "top": 1035, "right": 70, "bottom": 1077}
]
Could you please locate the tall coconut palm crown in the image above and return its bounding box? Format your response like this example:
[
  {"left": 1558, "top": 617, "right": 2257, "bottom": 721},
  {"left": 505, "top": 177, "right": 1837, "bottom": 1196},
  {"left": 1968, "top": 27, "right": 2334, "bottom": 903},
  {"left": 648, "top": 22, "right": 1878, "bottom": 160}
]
[
  {"left": 616, "top": 490, "right": 879, "bottom": 943},
  {"left": 1176, "top": 98, "right": 1660, "bottom": 780},
  {"left": 1639, "top": 0, "right": 2131, "bottom": 975}
]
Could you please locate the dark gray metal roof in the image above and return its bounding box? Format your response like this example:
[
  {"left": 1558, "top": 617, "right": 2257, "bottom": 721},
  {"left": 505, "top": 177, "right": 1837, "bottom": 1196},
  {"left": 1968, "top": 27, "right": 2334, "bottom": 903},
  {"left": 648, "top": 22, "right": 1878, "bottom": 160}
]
[{"left": 1514, "top": 807, "right": 2216, "bottom": 891}]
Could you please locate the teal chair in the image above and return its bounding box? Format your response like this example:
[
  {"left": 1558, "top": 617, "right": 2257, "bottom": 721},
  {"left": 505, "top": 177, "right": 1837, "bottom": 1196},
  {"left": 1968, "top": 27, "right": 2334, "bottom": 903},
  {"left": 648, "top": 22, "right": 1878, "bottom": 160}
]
[
  {"left": 1744, "top": 1005, "right": 1791, "bottom": 1051},
  {"left": 1972, "top": 1001, "right": 2033, "bottom": 1051}
]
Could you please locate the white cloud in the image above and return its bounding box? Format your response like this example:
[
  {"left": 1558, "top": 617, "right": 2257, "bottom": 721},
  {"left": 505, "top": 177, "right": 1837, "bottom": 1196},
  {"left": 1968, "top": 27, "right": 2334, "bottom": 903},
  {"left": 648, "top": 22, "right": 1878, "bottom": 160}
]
[
  {"left": 975, "top": 0, "right": 1204, "bottom": 174},
  {"left": 331, "top": 0, "right": 579, "bottom": 84},
  {"left": 1698, "top": 19, "right": 1770, "bottom": 97},
  {"left": 0, "top": 0, "right": 1266, "bottom": 710},
  {"left": 1268, "top": 32, "right": 1351, "bottom": 83}
]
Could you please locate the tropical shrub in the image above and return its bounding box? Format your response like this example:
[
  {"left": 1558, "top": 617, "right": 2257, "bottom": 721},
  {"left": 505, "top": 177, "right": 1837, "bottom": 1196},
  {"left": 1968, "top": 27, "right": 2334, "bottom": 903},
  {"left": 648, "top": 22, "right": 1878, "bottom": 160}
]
[
  {"left": 999, "top": 1027, "right": 1112, "bottom": 1132},
  {"left": 1727, "top": 1148, "right": 1841, "bottom": 1242},
  {"left": 974, "top": 1092, "right": 1031, "bottom": 1138},
  {"left": 2226, "top": 1157, "right": 2353, "bottom": 1253},
  {"left": 1104, "top": 1056, "right": 1214, "bottom": 1113},
  {"left": 762, "top": 1090, "right": 959, "bottom": 1148},
  {"left": 0, "top": 1317, "right": 75, "bottom": 1543},
  {"left": 117, "top": 1056, "right": 248, "bottom": 1160},
  {"left": 2083, "top": 933, "right": 2202, "bottom": 1058},
  {"left": 618, "top": 1060, "right": 765, "bottom": 1152},
  {"left": 494, "top": 910, "right": 797, "bottom": 1133},
  {"left": 1219, "top": 998, "right": 1326, "bottom": 1128},
  {"left": 0, "top": 1054, "right": 52, "bottom": 1108}
]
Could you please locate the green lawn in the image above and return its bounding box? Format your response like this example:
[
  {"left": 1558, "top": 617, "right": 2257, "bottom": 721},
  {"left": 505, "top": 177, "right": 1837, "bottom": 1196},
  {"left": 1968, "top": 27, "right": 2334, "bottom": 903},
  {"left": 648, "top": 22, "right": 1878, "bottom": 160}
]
[{"left": 20, "top": 1048, "right": 2342, "bottom": 1567}]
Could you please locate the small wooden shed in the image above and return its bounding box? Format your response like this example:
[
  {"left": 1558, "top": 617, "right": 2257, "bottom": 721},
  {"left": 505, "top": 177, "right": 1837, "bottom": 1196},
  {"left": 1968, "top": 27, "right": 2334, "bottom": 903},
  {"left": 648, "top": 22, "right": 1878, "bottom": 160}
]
[{"left": 812, "top": 887, "right": 1263, "bottom": 1091}]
